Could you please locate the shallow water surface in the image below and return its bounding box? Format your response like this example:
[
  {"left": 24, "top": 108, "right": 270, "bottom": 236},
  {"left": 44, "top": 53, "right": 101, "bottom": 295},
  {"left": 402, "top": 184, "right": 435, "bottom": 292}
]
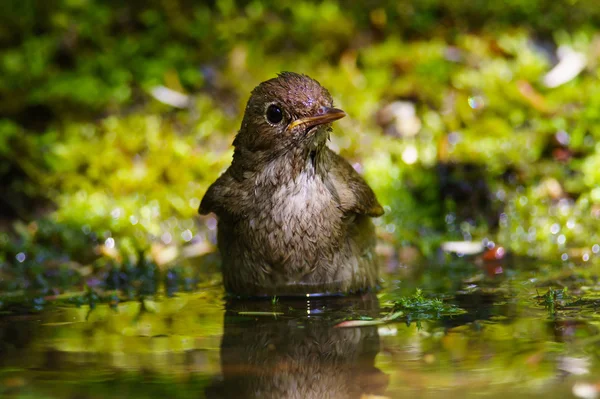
[{"left": 1, "top": 259, "right": 600, "bottom": 399}]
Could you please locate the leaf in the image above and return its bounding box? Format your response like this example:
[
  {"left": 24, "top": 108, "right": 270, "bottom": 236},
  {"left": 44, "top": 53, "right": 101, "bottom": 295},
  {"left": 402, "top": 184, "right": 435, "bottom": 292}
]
[{"left": 335, "top": 311, "right": 404, "bottom": 328}]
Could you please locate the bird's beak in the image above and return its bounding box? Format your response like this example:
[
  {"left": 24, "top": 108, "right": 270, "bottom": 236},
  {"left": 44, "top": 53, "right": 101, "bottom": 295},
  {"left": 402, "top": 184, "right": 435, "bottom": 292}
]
[{"left": 286, "top": 107, "right": 346, "bottom": 133}]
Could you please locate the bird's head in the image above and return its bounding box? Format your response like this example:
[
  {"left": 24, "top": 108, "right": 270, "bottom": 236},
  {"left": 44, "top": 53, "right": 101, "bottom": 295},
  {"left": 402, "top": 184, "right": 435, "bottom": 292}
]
[{"left": 233, "top": 72, "right": 345, "bottom": 156}]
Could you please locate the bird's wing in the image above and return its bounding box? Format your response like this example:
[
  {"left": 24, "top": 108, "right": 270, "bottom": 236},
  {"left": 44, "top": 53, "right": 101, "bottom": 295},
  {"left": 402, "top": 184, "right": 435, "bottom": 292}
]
[
  {"left": 199, "top": 169, "right": 246, "bottom": 216},
  {"left": 325, "top": 149, "right": 384, "bottom": 217}
]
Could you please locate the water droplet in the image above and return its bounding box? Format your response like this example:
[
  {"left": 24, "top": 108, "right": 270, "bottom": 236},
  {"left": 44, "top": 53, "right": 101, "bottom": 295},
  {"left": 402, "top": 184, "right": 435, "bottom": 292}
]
[
  {"left": 181, "top": 230, "right": 193, "bottom": 242},
  {"left": 519, "top": 196, "right": 528, "bottom": 206},
  {"left": 105, "top": 237, "right": 115, "bottom": 249},
  {"left": 495, "top": 247, "right": 506, "bottom": 259},
  {"left": 566, "top": 219, "right": 575, "bottom": 229},
  {"left": 385, "top": 224, "right": 396, "bottom": 233},
  {"left": 448, "top": 132, "right": 462, "bottom": 145},
  {"left": 555, "top": 130, "right": 570, "bottom": 146},
  {"left": 468, "top": 96, "right": 485, "bottom": 110},
  {"left": 557, "top": 234, "right": 566, "bottom": 245},
  {"left": 81, "top": 225, "right": 91, "bottom": 234},
  {"left": 16, "top": 252, "right": 26, "bottom": 263},
  {"left": 583, "top": 253, "right": 590, "bottom": 262},
  {"left": 592, "top": 244, "right": 600, "bottom": 254},
  {"left": 561, "top": 253, "right": 568, "bottom": 261},
  {"left": 401, "top": 145, "right": 418, "bottom": 164},
  {"left": 550, "top": 223, "right": 560, "bottom": 234},
  {"left": 495, "top": 189, "right": 506, "bottom": 201},
  {"left": 130, "top": 215, "right": 139, "bottom": 225},
  {"left": 111, "top": 208, "right": 122, "bottom": 219}
]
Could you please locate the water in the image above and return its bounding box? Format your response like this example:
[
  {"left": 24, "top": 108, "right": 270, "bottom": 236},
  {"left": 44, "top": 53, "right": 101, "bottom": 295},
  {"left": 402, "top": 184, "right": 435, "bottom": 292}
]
[{"left": 1, "top": 259, "right": 599, "bottom": 398}]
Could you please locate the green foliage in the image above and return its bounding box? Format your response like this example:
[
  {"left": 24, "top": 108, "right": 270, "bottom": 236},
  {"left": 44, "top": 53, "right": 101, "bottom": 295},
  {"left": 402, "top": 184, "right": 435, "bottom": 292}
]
[
  {"left": 537, "top": 287, "right": 578, "bottom": 315},
  {"left": 391, "top": 288, "right": 463, "bottom": 324},
  {"left": 337, "top": 289, "right": 464, "bottom": 327},
  {"left": 2, "top": 0, "right": 600, "bottom": 298},
  {"left": 5, "top": 3, "right": 600, "bottom": 397},
  {"left": 0, "top": 227, "right": 199, "bottom": 314}
]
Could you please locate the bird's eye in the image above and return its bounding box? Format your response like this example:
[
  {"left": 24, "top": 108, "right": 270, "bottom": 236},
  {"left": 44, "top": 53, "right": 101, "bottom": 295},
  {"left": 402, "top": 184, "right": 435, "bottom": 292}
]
[{"left": 266, "top": 104, "right": 283, "bottom": 124}]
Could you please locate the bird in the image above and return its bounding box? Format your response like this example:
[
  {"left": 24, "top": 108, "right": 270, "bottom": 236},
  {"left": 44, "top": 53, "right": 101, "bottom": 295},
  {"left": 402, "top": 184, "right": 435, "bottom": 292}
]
[
  {"left": 207, "top": 295, "right": 386, "bottom": 399},
  {"left": 199, "top": 72, "right": 383, "bottom": 297}
]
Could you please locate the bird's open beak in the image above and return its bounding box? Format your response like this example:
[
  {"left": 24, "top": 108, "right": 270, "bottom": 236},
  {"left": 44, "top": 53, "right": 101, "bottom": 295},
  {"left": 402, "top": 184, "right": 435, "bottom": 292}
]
[{"left": 286, "top": 107, "right": 346, "bottom": 133}]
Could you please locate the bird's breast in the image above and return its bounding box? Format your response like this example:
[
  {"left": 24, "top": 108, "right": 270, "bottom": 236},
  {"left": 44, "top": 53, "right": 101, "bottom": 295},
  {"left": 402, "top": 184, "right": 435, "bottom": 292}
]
[
  {"left": 269, "top": 172, "right": 338, "bottom": 229},
  {"left": 245, "top": 170, "right": 343, "bottom": 267}
]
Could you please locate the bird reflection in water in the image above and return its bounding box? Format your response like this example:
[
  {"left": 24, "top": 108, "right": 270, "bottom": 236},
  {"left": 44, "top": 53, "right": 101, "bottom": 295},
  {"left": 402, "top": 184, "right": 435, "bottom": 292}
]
[{"left": 206, "top": 293, "right": 389, "bottom": 399}]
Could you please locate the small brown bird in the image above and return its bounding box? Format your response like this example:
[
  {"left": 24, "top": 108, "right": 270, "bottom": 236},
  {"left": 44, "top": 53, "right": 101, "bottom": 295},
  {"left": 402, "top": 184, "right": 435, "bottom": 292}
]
[{"left": 199, "top": 72, "right": 383, "bottom": 297}]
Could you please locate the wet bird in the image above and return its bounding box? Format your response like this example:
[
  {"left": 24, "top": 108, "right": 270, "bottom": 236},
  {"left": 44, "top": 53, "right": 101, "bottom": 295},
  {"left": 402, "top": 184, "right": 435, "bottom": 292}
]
[{"left": 199, "top": 72, "right": 383, "bottom": 297}]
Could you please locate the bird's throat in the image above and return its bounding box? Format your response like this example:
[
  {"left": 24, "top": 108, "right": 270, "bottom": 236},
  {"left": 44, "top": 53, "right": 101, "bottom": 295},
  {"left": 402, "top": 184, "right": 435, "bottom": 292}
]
[
  {"left": 287, "top": 145, "right": 324, "bottom": 181},
  {"left": 301, "top": 145, "right": 325, "bottom": 178},
  {"left": 304, "top": 128, "right": 329, "bottom": 172}
]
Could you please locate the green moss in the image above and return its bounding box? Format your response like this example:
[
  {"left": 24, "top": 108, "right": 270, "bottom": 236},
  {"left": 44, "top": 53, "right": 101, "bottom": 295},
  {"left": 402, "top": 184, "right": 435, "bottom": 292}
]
[
  {"left": 337, "top": 288, "right": 464, "bottom": 327},
  {"left": 391, "top": 288, "right": 464, "bottom": 324},
  {"left": 2, "top": 1, "right": 600, "bottom": 298},
  {"left": 537, "top": 287, "right": 581, "bottom": 316}
]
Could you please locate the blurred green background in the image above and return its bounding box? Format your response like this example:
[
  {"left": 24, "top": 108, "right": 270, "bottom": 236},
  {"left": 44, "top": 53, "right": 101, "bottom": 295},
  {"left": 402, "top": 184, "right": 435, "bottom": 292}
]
[{"left": 2, "top": 0, "right": 600, "bottom": 296}]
